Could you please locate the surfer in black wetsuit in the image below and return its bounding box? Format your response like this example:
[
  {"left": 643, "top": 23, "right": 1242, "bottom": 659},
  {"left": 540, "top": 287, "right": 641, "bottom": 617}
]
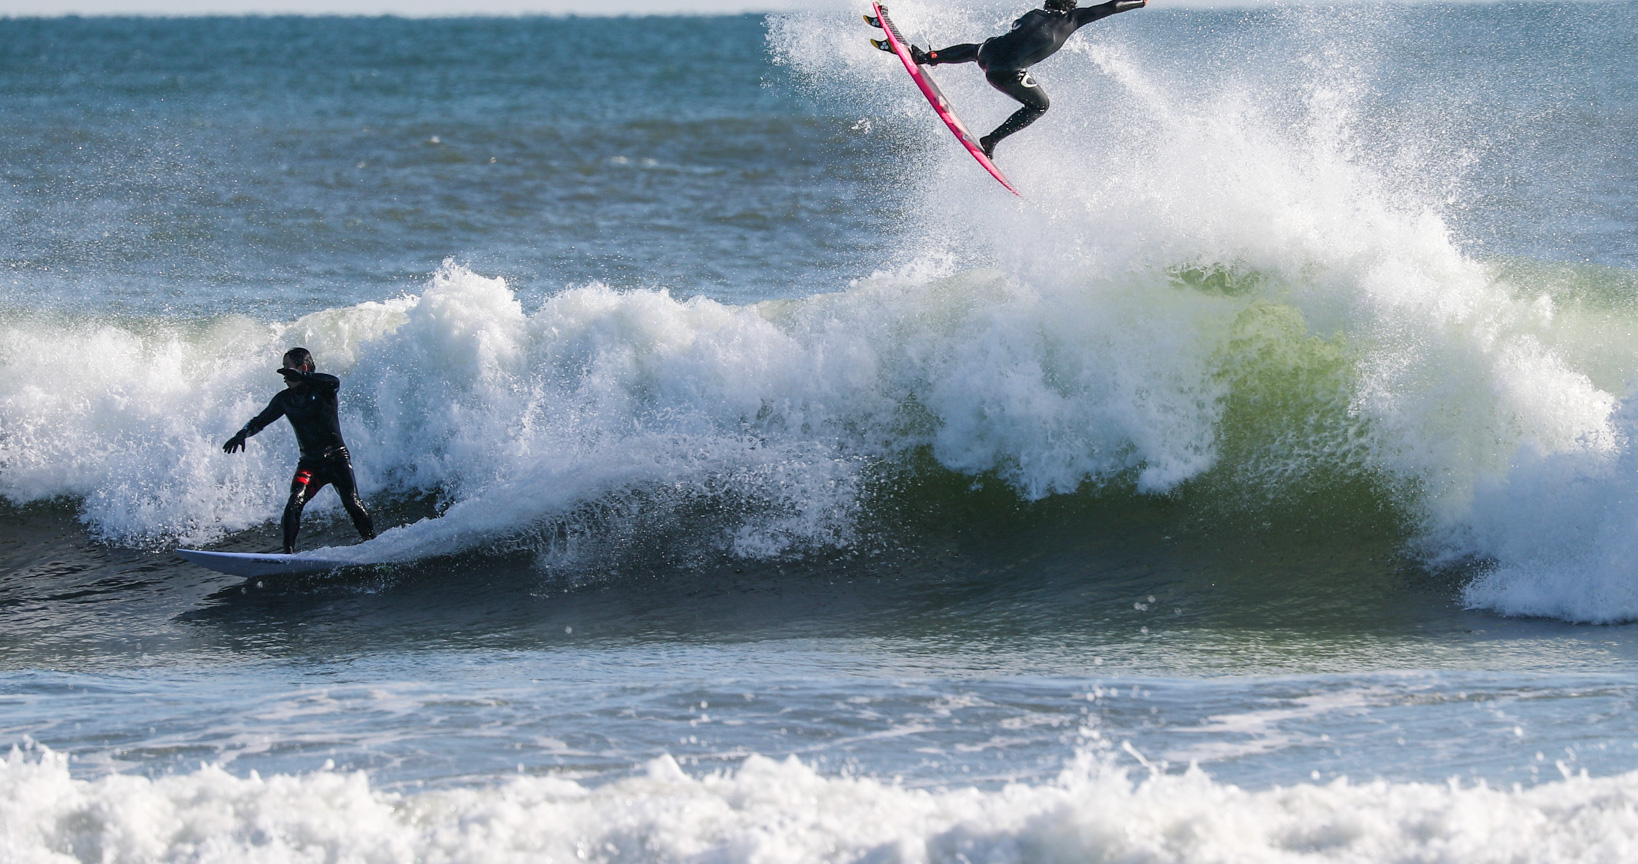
[
  {"left": 222, "top": 347, "right": 375, "bottom": 554},
  {"left": 883, "top": 0, "right": 1148, "bottom": 158}
]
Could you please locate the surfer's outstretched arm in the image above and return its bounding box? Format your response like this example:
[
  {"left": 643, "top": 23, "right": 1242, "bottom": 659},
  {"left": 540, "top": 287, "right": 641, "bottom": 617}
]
[
  {"left": 224, "top": 396, "right": 284, "bottom": 453},
  {"left": 1074, "top": 0, "right": 1146, "bottom": 28},
  {"left": 920, "top": 43, "right": 981, "bottom": 66}
]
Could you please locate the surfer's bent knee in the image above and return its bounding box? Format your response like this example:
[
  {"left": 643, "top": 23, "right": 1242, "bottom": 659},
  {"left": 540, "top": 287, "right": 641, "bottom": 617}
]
[{"left": 986, "top": 68, "right": 1050, "bottom": 112}]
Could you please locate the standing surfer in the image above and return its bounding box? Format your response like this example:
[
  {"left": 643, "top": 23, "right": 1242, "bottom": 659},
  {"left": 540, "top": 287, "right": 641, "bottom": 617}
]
[
  {"left": 222, "top": 348, "right": 375, "bottom": 554},
  {"left": 873, "top": 0, "right": 1148, "bottom": 158}
]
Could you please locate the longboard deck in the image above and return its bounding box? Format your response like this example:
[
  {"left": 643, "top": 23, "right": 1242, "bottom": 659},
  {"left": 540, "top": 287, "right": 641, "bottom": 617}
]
[
  {"left": 872, "top": 3, "right": 1020, "bottom": 196},
  {"left": 176, "top": 548, "right": 361, "bottom": 578}
]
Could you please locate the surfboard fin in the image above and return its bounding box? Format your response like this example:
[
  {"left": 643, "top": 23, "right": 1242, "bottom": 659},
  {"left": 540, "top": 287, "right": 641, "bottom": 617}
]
[
  {"left": 864, "top": 14, "right": 882, "bottom": 28},
  {"left": 870, "top": 38, "right": 893, "bottom": 54}
]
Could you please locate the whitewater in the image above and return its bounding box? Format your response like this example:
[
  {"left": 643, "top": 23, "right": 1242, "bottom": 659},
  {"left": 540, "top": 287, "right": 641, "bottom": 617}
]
[
  {"left": 4, "top": 3, "right": 1638, "bottom": 862},
  {"left": 14, "top": 744, "right": 1638, "bottom": 864}
]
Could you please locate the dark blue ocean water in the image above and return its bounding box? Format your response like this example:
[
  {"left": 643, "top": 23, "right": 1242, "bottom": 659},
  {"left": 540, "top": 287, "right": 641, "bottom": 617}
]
[
  {"left": 6, "top": 5, "right": 1638, "bottom": 861},
  {"left": 0, "top": 15, "right": 894, "bottom": 316}
]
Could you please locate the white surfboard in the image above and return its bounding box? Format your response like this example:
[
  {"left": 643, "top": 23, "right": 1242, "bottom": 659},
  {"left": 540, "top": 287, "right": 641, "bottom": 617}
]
[{"left": 175, "top": 548, "right": 362, "bottom": 578}]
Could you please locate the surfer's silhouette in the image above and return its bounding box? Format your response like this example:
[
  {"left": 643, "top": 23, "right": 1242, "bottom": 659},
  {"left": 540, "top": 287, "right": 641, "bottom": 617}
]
[
  {"left": 873, "top": 0, "right": 1148, "bottom": 158},
  {"left": 222, "top": 347, "right": 375, "bottom": 554}
]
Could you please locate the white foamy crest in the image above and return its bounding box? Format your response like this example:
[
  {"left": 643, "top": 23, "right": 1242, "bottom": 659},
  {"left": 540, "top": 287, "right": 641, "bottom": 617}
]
[
  {"left": 8, "top": 744, "right": 1638, "bottom": 864},
  {"left": 349, "top": 260, "right": 1237, "bottom": 558},
  {"left": 1458, "top": 395, "right": 1638, "bottom": 623}
]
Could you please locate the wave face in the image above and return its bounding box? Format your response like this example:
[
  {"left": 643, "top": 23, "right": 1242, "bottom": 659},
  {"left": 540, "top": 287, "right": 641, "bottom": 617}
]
[
  {"left": 9, "top": 743, "right": 1638, "bottom": 864},
  {"left": 4, "top": 4, "right": 1638, "bottom": 623}
]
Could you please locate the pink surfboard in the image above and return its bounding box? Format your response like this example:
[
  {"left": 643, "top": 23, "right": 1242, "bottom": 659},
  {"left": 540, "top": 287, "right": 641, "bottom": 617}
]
[{"left": 871, "top": 2, "right": 1020, "bottom": 196}]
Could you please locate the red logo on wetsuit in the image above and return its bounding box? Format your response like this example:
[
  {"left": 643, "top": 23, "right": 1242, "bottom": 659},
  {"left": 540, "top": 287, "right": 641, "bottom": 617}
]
[{"left": 295, "top": 470, "right": 313, "bottom": 486}]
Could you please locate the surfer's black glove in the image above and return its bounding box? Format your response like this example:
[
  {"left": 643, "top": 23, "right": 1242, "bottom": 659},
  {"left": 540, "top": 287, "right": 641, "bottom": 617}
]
[
  {"left": 277, "top": 366, "right": 304, "bottom": 382},
  {"left": 223, "top": 433, "right": 246, "bottom": 454}
]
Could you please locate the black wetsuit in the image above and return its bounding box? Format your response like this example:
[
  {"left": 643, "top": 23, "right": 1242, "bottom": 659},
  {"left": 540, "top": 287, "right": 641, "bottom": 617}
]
[
  {"left": 921, "top": 0, "right": 1144, "bottom": 153},
  {"left": 236, "top": 371, "right": 375, "bottom": 553}
]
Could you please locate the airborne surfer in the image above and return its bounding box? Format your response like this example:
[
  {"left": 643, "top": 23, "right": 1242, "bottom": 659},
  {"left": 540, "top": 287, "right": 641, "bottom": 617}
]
[
  {"left": 221, "top": 348, "right": 375, "bottom": 554},
  {"left": 871, "top": 0, "right": 1148, "bottom": 158}
]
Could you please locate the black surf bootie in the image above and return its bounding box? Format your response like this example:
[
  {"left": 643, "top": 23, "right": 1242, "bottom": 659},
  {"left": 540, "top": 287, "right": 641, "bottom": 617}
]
[{"left": 872, "top": 39, "right": 935, "bottom": 67}]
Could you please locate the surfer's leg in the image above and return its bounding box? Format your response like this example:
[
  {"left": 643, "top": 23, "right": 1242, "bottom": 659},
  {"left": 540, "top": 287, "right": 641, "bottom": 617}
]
[
  {"left": 980, "top": 68, "right": 1050, "bottom": 156},
  {"left": 282, "top": 465, "right": 319, "bottom": 554},
  {"left": 327, "top": 453, "right": 376, "bottom": 542},
  {"left": 923, "top": 43, "right": 980, "bottom": 65}
]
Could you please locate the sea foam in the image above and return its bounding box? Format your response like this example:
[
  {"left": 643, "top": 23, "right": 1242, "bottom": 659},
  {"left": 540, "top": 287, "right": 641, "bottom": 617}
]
[{"left": 7, "top": 744, "right": 1638, "bottom": 864}]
